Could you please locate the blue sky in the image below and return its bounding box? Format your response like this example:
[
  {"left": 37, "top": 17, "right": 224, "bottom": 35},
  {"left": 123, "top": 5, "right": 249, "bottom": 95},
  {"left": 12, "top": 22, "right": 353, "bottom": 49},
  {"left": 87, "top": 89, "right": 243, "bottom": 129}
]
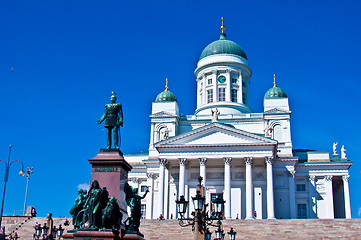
[{"left": 0, "top": 0, "right": 360, "bottom": 217}]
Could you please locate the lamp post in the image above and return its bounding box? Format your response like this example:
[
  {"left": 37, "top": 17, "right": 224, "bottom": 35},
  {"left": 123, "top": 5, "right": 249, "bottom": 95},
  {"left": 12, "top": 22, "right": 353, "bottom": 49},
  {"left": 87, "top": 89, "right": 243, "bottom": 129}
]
[
  {"left": 23, "top": 167, "right": 34, "bottom": 215},
  {"left": 175, "top": 176, "right": 236, "bottom": 240},
  {"left": 0, "top": 145, "right": 25, "bottom": 230},
  {"left": 33, "top": 223, "right": 64, "bottom": 240}
]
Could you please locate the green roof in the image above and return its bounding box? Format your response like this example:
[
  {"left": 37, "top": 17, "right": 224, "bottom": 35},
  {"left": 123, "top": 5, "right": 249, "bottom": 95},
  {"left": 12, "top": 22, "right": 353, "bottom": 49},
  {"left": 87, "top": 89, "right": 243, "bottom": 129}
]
[
  {"left": 155, "top": 89, "right": 177, "bottom": 102},
  {"left": 200, "top": 33, "right": 247, "bottom": 60},
  {"left": 264, "top": 84, "right": 287, "bottom": 99}
]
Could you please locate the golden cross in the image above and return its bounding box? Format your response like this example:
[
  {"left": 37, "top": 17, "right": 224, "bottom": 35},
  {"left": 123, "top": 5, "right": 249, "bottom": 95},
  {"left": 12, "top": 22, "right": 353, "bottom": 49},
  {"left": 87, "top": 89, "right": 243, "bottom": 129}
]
[
  {"left": 221, "top": 17, "right": 225, "bottom": 33},
  {"left": 273, "top": 74, "right": 277, "bottom": 87}
]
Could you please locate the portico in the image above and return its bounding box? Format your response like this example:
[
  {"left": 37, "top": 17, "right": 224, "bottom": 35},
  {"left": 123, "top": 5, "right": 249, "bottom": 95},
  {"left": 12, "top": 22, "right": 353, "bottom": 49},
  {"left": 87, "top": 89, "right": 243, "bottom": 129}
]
[{"left": 154, "top": 123, "right": 277, "bottom": 219}]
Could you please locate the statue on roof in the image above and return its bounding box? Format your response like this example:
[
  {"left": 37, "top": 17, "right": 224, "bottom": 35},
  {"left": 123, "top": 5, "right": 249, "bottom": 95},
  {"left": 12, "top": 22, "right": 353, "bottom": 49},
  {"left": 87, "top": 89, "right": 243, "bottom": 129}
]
[
  {"left": 211, "top": 108, "right": 220, "bottom": 122},
  {"left": 341, "top": 145, "right": 347, "bottom": 159},
  {"left": 97, "top": 92, "right": 123, "bottom": 149},
  {"left": 333, "top": 142, "right": 338, "bottom": 156}
]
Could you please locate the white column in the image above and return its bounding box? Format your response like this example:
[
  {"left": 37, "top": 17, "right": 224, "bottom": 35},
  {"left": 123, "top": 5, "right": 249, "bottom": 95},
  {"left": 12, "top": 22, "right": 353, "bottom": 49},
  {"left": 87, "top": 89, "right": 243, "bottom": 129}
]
[
  {"left": 343, "top": 175, "right": 351, "bottom": 219},
  {"left": 265, "top": 156, "right": 275, "bottom": 219},
  {"left": 212, "top": 70, "right": 217, "bottom": 104},
  {"left": 146, "top": 173, "right": 154, "bottom": 219},
  {"left": 199, "top": 158, "right": 207, "bottom": 190},
  {"left": 308, "top": 176, "right": 316, "bottom": 218},
  {"left": 178, "top": 158, "right": 187, "bottom": 197},
  {"left": 164, "top": 167, "right": 170, "bottom": 218},
  {"left": 224, "top": 157, "right": 232, "bottom": 219},
  {"left": 289, "top": 170, "right": 296, "bottom": 219},
  {"left": 324, "top": 175, "right": 334, "bottom": 219},
  {"left": 149, "top": 122, "right": 155, "bottom": 147},
  {"left": 226, "top": 69, "right": 231, "bottom": 101},
  {"left": 245, "top": 157, "right": 253, "bottom": 219},
  {"left": 158, "top": 158, "right": 167, "bottom": 218}
]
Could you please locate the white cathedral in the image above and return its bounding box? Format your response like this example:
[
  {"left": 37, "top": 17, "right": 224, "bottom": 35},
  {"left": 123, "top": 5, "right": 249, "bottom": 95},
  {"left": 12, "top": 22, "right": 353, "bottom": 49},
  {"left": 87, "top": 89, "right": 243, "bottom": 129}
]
[{"left": 124, "top": 22, "right": 352, "bottom": 220}]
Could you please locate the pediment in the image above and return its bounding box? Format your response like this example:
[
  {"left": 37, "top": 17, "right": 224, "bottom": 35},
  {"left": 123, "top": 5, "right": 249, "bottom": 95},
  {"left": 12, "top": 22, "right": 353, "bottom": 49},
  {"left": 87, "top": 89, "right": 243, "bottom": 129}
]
[
  {"left": 264, "top": 108, "right": 290, "bottom": 115},
  {"left": 155, "top": 123, "right": 276, "bottom": 148},
  {"left": 150, "top": 111, "right": 178, "bottom": 118}
]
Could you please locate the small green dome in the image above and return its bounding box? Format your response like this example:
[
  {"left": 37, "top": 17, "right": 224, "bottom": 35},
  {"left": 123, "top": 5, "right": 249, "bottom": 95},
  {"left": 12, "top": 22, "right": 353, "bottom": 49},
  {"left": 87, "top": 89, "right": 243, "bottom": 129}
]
[
  {"left": 200, "top": 33, "right": 247, "bottom": 60},
  {"left": 155, "top": 89, "right": 177, "bottom": 102},
  {"left": 264, "top": 84, "right": 287, "bottom": 99}
]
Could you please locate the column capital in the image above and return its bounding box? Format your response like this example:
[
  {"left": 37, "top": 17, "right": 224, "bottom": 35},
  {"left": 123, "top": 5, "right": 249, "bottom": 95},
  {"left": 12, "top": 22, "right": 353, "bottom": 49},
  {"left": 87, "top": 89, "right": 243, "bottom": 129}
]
[
  {"left": 309, "top": 175, "right": 316, "bottom": 182},
  {"left": 244, "top": 157, "right": 253, "bottom": 165},
  {"left": 147, "top": 173, "right": 154, "bottom": 179},
  {"left": 342, "top": 175, "right": 350, "bottom": 182},
  {"left": 265, "top": 156, "right": 274, "bottom": 164},
  {"left": 223, "top": 157, "right": 232, "bottom": 164},
  {"left": 199, "top": 158, "right": 207, "bottom": 166},
  {"left": 159, "top": 158, "right": 167, "bottom": 165},
  {"left": 178, "top": 158, "right": 188, "bottom": 165},
  {"left": 324, "top": 175, "right": 333, "bottom": 181},
  {"left": 289, "top": 170, "right": 296, "bottom": 178}
]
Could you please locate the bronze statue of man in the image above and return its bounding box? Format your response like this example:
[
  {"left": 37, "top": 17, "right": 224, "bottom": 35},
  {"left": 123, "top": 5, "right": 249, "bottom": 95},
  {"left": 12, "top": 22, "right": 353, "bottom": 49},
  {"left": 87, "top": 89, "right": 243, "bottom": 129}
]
[{"left": 97, "top": 92, "right": 123, "bottom": 149}]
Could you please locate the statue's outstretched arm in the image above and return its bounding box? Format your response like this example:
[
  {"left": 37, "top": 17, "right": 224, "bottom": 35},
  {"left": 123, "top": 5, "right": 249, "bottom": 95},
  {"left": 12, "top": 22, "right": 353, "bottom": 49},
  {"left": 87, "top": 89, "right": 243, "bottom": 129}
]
[
  {"left": 140, "top": 189, "right": 149, "bottom": 199},
  {"left": 97, "top": 106, "right": 108, "bottom": 124}
]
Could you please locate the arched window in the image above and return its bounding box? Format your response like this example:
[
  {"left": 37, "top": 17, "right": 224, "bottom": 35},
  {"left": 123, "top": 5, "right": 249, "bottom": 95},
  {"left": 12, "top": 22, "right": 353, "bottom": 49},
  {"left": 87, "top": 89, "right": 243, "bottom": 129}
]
[{"left": 272, "top": 125, "right": 283, "bottom": 142}]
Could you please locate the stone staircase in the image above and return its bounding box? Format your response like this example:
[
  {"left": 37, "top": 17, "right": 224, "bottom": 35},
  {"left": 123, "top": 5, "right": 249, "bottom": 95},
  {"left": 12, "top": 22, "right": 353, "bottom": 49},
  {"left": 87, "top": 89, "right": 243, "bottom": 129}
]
[
  {"left": 2, "top": 216, "right": 73, "bottom": 240},
  {"left": 140, "top": 219, "right": 361, "bottom": 240},
  {"left": 2, "top": 217, "right": 361, "bottom": 239}
]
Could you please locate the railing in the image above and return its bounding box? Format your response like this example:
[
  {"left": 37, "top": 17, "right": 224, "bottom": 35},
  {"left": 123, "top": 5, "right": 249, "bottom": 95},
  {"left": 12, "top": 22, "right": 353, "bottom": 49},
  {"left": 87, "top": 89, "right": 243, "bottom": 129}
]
[
  {"left": 180, "top": 113, "right": 263, "bottom": 120},
  {"left": 3, "top": 209, "right": 25, "bottom": 216}
]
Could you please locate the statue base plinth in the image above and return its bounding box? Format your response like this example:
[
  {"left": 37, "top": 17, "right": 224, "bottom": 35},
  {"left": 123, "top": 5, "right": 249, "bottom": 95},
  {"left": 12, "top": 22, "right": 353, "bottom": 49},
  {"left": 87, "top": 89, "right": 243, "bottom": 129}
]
[
  {"left": 62, "top": 230, "right": 145, "bottom": 240},
  {"left": 88, "top": 149, "right": 132, "bottom": 205}
]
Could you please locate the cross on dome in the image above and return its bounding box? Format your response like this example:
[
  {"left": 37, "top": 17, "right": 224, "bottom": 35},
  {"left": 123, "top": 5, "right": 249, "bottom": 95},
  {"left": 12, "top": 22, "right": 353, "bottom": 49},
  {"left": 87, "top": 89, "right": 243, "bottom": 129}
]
[{"left": 221, "top": 17, "right": 225, "bottom": 34}]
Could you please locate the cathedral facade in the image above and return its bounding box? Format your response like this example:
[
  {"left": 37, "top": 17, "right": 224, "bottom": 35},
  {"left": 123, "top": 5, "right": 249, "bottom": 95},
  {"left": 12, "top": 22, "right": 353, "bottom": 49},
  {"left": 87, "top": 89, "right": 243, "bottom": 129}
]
[{"left": 124, "top": 23, "right": 352, "bottom": 220}]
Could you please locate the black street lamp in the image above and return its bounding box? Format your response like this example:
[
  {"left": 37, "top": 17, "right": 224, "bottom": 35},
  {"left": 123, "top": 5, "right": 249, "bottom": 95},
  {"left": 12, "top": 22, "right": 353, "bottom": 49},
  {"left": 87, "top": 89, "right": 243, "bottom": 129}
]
[
  {"left": 227, "top": 228, "right": 237, "bottom": 240},
  {"left": 215, "top": 225, "right": 224, "bottom": 240},
  {"left": 176, "top": 176, "right": 237, "bottom": 240},
  {"left": 55, "top": 225, "right": 64, "bottom": 239},
  {"left": 34, "top": 223, "right": 64, "bottom": 239},
  {"left": 34, "top": 224, "right": 42, "bottom": 238},
  {"left": 0, "top": 145, "right": 25, "bottom": 230},
  {"left": 41, "top": 223, "right": 49, "bottom": 237}
]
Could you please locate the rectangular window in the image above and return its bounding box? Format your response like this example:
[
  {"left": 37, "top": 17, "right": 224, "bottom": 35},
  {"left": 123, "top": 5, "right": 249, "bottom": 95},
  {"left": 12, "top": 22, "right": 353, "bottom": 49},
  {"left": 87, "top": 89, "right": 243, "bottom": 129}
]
[
  {"left": 141, "top": 204, "right": 146, "bottom": 219},
  {"left": 231, "top": 89, "right": 238, "bottom": 102},
  {"left": 207, "top": 79, "right": 212, "bottom": 85},
  {"left": 218, "top": 88, "right": 225, "bottom": 101},
  {"left": 141, "top": 186, "right": 148, "bottom": 192},
  {"left": 297, "top": 204, "right": 307, "bottom": 219},
  {"left": 296, "top": 184, "right": 306, "bottom": 192},
  {"left": 207, "top": 89, "right": 213, "bottom": 103},
  {"left": 232, "top": 78, "right": 238, "bottom": 84}
]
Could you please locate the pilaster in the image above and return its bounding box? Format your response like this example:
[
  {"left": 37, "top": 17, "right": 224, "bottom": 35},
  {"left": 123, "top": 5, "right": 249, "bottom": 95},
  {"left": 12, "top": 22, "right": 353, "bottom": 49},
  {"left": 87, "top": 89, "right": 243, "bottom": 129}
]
[
  {"left": 289, "top": 170, "right": 296, "bottom": 219},
  {"left": 308, "top": 176, "right": 316, "bottom": 218}
]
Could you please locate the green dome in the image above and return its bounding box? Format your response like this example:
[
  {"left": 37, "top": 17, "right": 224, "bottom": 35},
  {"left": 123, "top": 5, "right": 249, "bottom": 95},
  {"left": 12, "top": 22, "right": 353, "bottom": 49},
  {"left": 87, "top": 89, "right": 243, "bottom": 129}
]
[
  {"left": 200, "top": 33, "right": 247, "bottom": 60},
  {"left": 155, "top": 89, "right": 177, "bottom": 102},
  {"left": 264, "top": 84, "right": 287, "bottom": 99}
]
